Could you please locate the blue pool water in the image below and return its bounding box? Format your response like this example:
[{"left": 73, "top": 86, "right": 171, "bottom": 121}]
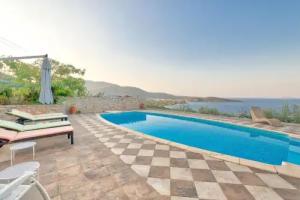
[{"left": 101, "top": 111, "right": 300, "bottom": 165}]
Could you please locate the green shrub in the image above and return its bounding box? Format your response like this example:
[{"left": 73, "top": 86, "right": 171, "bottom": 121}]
[
  {"left": 238, "top": 111, "right": 250, "bottom": 118},
  {"left": 292, "top": 105, "right": 300, "bottom": 123},
  {"left": 0, "top": 59, "right": 87, "bottom": 105},
  {"left": 177, "top": 105, "right": 195, "bottom": 112},
  {"left": 23, "top": 86, "right": 40, "bottom": 103},
  {"left": 0, "top": 95, "right": 10, "bottom": 105},
  {"left": 278, "top": 103, "right": 291, "bottom": 122},
  {"left": 263, "top": 104, "right": 300, "bottom": 124},
  {"left": 198, "top": 106, "right": 220, "bottom": 115},
  {"left": 263, "top": 109, "right": 275, "bottom": 119}
]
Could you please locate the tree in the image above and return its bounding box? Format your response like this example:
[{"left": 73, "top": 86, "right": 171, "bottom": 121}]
[{"left": 0, "top": 58, "right": 87, "bottom": 104}]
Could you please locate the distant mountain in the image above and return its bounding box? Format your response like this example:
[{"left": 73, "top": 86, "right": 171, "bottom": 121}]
[
  {"left": 85, "top": 80, "right": 179, "bottom": 99},
  {"left": 85, "top": 80, "right": 238, "bottom": 102}
]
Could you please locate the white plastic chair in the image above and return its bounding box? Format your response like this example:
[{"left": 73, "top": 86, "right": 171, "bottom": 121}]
[{"left": 0, "top": 171, "right": 50, "bottom": 200}]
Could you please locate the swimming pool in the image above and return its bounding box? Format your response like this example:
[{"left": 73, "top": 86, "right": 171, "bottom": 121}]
[{"left": 100, "top": 111, "right": 300, "bottom": 165}]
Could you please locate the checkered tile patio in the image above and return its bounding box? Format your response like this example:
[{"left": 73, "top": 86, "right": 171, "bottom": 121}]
[{"left": 75, "top": 114, "right": 300, "bottom": 200}]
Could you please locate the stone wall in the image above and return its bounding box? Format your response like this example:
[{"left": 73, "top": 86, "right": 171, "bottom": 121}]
[
  {"left": 64, "top": 96, "right": 143, "bottom": 113},
  {"left": 0, "top": 96, "right": 142, "bottom": 120}
]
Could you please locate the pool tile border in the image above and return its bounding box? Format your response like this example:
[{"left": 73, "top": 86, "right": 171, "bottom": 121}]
[{"left": 98, "top": 111, "right": 300, "bottom": 178}]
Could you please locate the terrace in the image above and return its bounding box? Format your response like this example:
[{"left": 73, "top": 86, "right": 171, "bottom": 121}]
[{"left": 1, "top": 112, "right": 300, "bottom": 200}]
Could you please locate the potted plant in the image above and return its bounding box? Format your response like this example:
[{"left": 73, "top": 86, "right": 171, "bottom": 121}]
[
  {"left": 69, "top": 104, "right": 77, "bottom": 114},
  {"left": 139, "top": 103, "right": 145, "bottom": 109}
]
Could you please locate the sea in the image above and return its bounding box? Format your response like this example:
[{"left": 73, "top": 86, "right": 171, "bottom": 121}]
[{"left": 167, "top": 98, "right": 300, "bottom": 114}]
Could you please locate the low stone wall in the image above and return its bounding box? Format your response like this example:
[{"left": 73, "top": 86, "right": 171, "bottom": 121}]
[
  {"left": 65, "top": 96, "right": 143, "bottom": 113},
  {"left": 0, "top": 104, "right": 66, "bottom": 121},
  {"left": 0, "top": 96, "right": 142, "bottom": 120}
]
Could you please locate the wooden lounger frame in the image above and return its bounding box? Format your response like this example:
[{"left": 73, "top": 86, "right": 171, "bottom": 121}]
[{"left": 0, "top": 130, "right": 74, "bottom": 148}]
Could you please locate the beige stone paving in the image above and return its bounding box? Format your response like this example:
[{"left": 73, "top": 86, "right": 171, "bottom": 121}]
[
  {"left": 85, "top": 113, "right": 300, "bottom": 200},
  {"left": 0, "top": 115, "right": 166, "bottom": 200},
  {"left": 0, "top": 112, "right": 300, "bottom": 200}
]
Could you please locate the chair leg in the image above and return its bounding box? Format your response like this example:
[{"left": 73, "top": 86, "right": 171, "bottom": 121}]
[
  {"left": 67, "top": 133, "right": 70, "bottom": 139},
  {"left": 10, "top": 150, "right": 13, "bottom": 166},
  {"left": 70, "top": 133, "right": 74, "bottom": 144}
]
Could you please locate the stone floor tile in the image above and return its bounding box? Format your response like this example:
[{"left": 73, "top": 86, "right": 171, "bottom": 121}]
[
  {"left": 170, "top": 180, "right": 198, "bottom": 198},
  {"left": 39, "top": 172, "right": 58, "bottom": 186},
  {"left": 138, "top": 149, "right": 155, "bottom": 156},
  {"left": 113, "top": 169, "right": 141, "bottom": 186},
  {"left": 280, "top": 175, "right": 300, "bottom": 190},
  {"left": 154, "top": 150, "right": 170, "bottom": 157},
  {"left": 111, "top": 148, "right": 125, "bottom": 155},
  {"left": 149, "top": 166, "right": 170, "bottom": 179},
  {"left": 171, "top": 197, "right": 198, "bottom": 200},
  {"left": 206, "top": 160, "right": 230, "bottom": 171},
  {"left": 84, "top": 166, "right": 111, "bottom": 180},
  {"left": 131, "top": 165, "right": 150, "bottom": 177},
  {"left": 273, "top": 188, "right": 300, "bottom": 200},
  {"left": 122, "top": 148, "right": 140, "bottom": 155},
  {"left": 170, "top": 146, "right": 183, "bottom": 151},
  {"left": 102, "top": 187, "right": 130, "bottom": 200},
  {"left": 56, "top": 157, "right": 79, "bottom": 169},
  {"left": 44, "top": 182, "right": 59, "bottom": 198},
  {"left": 225, "top": 162, "right": 252, "bottom": 172},
  {"left": 108, "top": 138, "right": 122, "bottom": 143},
  {"left": 156, "top": 144, "right": 170, "bottom": 151},
  {"left": 203, "top": 155, "right": 221, "bottom": 161},
  {"left": 212, "top": 170, "right": 241, "bottom": 184},
  {"left": 104, "top": 142, "right": 117, "bottom": 148},
  {"left": 170, "top": 151, "right": 187, "bottom": 159},
  {"left": 131, "top": 139, "right": 144, "bottom": 143},
  {"left": 119, "top": 138, "right": 132, "bottom": 143},
  {"left": 152, "top": 157, "right": 171, "bottom": 167},
  {"left": 147, "top": 178, "right": 171, "bottom": 196},
  {"left": 114, "top": 143, "right": 129, "bottom": 148},
  {"left": 144, "top": 140, "right": 157, "bottom": 144},
  {"left": 234, "top": 172, "right": 266, "bottom": 186},
  {"left": 220, "top": 183, "right": 255, "bottom": 200},
  {"left": 249, "top": 167, "right": 276, "bottom": 174},
  {"left": 142, "top": 144, "right": 156, "bottom": 150},
  {"left": 194, "top": 181, "right": 226, "bottom": 200},
  {"left": 58, "top": 174, "right": 87, "bottom": 193},
  {"left": 170, "top": 158, "right": 189, "bottom": 168},
  {"left": 185, "top": 152, "right": 204, "bottom": 160},
  {"left": 134, "top": 156, "right": 153, "bottom": 165},
  {"left": 246, "top": 185, "right": 284, "bottom": 200},
  {"left": 120, "top": 155, "right": 136, "bottom": 164},
  {"left": 191, "top": 169, "right": 216, "bottom": 182},
  {"left": 58, "top": 165, "right": 82, "bottom": 179},
  {"left": 187, "top": 159, "right": 209, "bottom": 169},
  {"left": 170, "top": 167, "right": 193, "bottom": 181},
  {"left": 123, "top": 180, "right": 161, "bottom": 199},
  {"left": 256, "top": 173, "right": 296, "bottom": 189},
  {"left": 127, "top": 143, "right": 143, "bottom": 149}
]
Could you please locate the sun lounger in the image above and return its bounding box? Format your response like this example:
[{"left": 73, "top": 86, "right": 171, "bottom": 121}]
[
  {"left": 0, "top": 171, "right": 50, "bottom": 200},
  {"left": 250, "top": 106, "right": 282, "bottom": 127},
  {"left": 7, "top": 109, "right": 68, "bottom": 124},
  {"left": 0, "top": 120, "right": 71, "bottom": 132},
  {"left": 0, "top": 125, "right": 74, "bottom": 147}
]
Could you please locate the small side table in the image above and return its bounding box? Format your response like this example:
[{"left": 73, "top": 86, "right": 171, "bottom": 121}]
[{"left": 10, "top": 142, "right": 36, "bottom": 166}]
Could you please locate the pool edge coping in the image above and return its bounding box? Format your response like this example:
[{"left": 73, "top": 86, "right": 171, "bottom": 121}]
[{"left": 96, "top": 111, "right": 300, "bottom": 178}]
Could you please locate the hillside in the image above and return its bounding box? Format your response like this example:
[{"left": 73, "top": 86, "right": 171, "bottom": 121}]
[
  {"left": 85, "top": 80, "right": 238, "bottom": 102},
  {"left": 85, "top": 80, "right": 179, "bottom": 99}
]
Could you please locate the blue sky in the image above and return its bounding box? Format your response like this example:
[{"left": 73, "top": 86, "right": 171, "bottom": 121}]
[
  {"left": 96, "top": 0, "right": 300, "bottom": 65},
  {"left": 0, "top": 0, "right": 300, "bottom": 97}
]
